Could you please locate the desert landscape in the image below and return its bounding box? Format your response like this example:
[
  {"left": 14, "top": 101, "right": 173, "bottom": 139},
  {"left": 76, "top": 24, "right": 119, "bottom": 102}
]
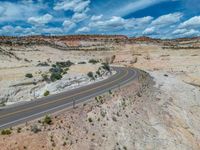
[{"left": 0, "top": 35, "right": 200, "bottom": 149}]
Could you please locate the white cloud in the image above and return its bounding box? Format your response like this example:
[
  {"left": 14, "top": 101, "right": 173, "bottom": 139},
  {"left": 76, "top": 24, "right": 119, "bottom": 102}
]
[
  {"left": 28, "top": 14, "right": 53, "bottom": 26},
  {"left": 143, "top": 27, "right": 155, "bottom": 35},
  {"left": 54, "top": 0, "right": 90, "bottom": 13},
  {"left": 72, "top": 13, "right": 88, "bottom": 22},
  {"left": 0, "top": 1, "right": 44, "bottom": 22},
  {"left": 171, "top": 28, "right": 200, "bottom": 38},
  {"left": 151, "top": 12, "right": 183, "bottom": 27},
  {"left": 172, "top": 28, "right": 187, "bottom": 34},
  {"left": 89, "top": 16, "right": 126, "bottom": 31},
  {"left": 76, "top": 27, "right": 90, "bottom": 33},
  {"left": 41, "top": 27, "right": 63, "bottom": 34},
  {"left": 125, "top": 16, "right": 153, "bottom": 30},
  {"left": 89, "top": 15, "right": 153, "bottom": 33},
  {"left": 0, "top": 25, "right": 64, "bottom": 36},
  {"left": 91, "top": 15, "right": 103, "bottom": 21},
  {"left": 179, "top": 16, "right": 200, "bottom": 28},
  {"left": 182, "top": 29, "right": 200, "bottom": 37},
  {"left": 62, "top": 20, "right": 76, "bottom": 31},
  {"left": 0, "top": 25, "right": 28, "bottom": 35},
  {"left": 113, "top": 0, "right": 167, "bottom": 17}
]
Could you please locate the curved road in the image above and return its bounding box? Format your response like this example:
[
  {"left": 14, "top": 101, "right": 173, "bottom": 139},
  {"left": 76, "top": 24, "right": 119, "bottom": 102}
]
[{"left": 0, "top": 67, "right": 137, "bottom": 129}]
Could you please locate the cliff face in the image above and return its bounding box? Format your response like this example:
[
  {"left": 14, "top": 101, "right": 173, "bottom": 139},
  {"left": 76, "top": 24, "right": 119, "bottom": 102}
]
[{"left": 1, "top": 35, "right": 200, "bottom": 49}]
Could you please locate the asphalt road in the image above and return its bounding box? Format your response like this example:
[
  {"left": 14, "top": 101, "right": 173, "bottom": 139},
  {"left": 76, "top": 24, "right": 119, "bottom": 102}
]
[{"left": 0, "top": 67, "right": 138, "bottom": 129}]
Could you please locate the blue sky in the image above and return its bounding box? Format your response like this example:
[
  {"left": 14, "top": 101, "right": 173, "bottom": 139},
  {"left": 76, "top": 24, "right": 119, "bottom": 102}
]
[{"left": 0, "top": 0, "right": 200, "bottom": 38}]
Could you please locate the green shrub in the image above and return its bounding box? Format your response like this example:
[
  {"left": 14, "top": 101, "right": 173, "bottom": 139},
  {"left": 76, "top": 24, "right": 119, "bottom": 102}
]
[
  {"left": 41, "top": 74, "right": 49, "bottom": 81},
  {"left": 25, "top": 73, "right": 33, "bottom": 78},
  {"left": 43, "top": 115, "right": 52, "bottom": 125},
  {"left": 96, "top": 70, "right": 101, "bottom": 76},
  {"left": 37, "top": 62, "right": 49, "bottom": 66},
  {"left": 44, "top": 90, "right": 50, "bottom": 96},
  {"left": 89, "top": 59, "right": 99, "bottom": 64},
  {"left": 56, "top": 61, "right": 73, "bottom": 68},
  {"left": 102, "top": 63, "right": 111, "bottom": 72},
  {"left": 50, "top": 72, "right": 62, "bottom": 82},
  {"left": 87, "top": 72, "right": 94, "bottom": 80},
  {"left": 78, "top": 61, "right": 86, "bottom": 64},
  {"left": 1, "top": 129, "right": 11, "bottom": 135},
  {"left": 88, "top": 118, "right": 93, "bottom": 122},
  {"left": 62, "top": 68, "right": 69, "bottom": 75},
  {"left": 17, "top": 127, "right": 21, "bottom": 133}
]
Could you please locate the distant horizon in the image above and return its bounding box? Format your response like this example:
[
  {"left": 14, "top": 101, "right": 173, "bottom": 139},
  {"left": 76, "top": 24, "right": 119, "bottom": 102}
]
[
  {"left": 0, "top": 34, "right": 200, "bottom": 40},
  {"left": 0, "top": 0, "right": 200, "bottom": 38}
]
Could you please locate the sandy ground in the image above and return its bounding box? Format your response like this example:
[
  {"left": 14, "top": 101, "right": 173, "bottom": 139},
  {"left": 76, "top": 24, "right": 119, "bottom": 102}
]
[{"left": 0, "top": 41, "right": 200, "bottom": 149}]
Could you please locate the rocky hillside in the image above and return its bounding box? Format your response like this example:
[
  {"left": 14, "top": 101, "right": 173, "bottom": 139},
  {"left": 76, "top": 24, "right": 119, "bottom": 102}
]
[
  {"left": 0, "top": 35, "right": 200, "bottom": 149},
  {"left": 0, "top": 35, "right": 128, "bottom": 51}
]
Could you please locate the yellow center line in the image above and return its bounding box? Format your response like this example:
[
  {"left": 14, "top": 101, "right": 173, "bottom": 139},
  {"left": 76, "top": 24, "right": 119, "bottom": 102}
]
[{"left": 0, "top": 69, "right": 129, "bottom": 119}]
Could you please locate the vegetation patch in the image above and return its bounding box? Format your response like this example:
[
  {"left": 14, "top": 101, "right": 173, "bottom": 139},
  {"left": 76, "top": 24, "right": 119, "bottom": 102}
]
[
  {"left": 25, "top": 73, "right": 33, "bottom": 78},
  {"left": 43, "top": 115, "right": 52, "bottom": 125},
  {"left": 89, "top": 59, "right": 99, "bottom": 64},
  {"left": 87, "top": 72, "right": 94, "bottom": 80},
  {"left": 48, "top": 61, "right": 73, "bottom": 82},
  {"left": 44, "top": 90, "right": 50, "bottom": 96},
  {"left": 1, "top": 129, "right": 11, "bottom": 135}
]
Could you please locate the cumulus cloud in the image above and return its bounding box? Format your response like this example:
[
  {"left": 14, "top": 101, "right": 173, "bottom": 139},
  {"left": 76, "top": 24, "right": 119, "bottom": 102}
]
[
  {"left": 54, "top": 0, "right": 90, "bottom": 13},
  {"left": 171, "top": 28, "right": 200, "bottom": 38},
  {"left": 89, "top": 16, "right": 126, "bottom": 31},
  {"left": 172, "top": 28, "right": 188, "bottom": 34},
  {"left": 125, "top": 16, "right": 153, "bottom": 30},
  {"left": 143, "top": 27, "right": 155, "bottom": 35},
  {"left": 0, "top": 1, "right": 44, "bottom": 22},
  {"left": 91, "top": 15, "right": 103, "bottom": 21},
  {"left": 0, "top": 25, "right": 28, "bottom": 35},
  {"left": 72, "top": 13, "right": 88, "bottom": 22},
  {"left": 62, "top": 20, "right": 76, "bottom": 31},
  {"left": 76, "top": 27, "right": 90, "bottom": 33},
  {"left": 0, "top": 0, "right": 200, "bottom": 38},
  {"left": 179, "top": 16, "right": 200, "bottom": 28},
  {"left": 151, "top": 12, "right": 183, "bottom": 27},
  {"left": 181, "top": 29, "right": 200, "bottom": 37},
  {"left": 0, "top": 25, "right": 64, "bottom": 36},
  {"left": 41, "top": 27, "right": 63, "bottom": 34},
  {"left": 28, "top": 14, "right": 53, "bottom": 26},
  {"left": 88, "top": 15, "right": 153, "bottom": 33}
]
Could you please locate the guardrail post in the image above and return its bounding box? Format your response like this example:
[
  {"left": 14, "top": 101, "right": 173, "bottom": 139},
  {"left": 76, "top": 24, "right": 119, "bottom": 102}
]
[{"left": 73, "top": 97, "right": 75, "bottom": 109}]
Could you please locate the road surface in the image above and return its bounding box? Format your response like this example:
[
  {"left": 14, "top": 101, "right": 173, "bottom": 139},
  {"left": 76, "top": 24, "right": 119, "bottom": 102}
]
[{"left": 0, "top": 67, "right": 137, "bottom": 129}]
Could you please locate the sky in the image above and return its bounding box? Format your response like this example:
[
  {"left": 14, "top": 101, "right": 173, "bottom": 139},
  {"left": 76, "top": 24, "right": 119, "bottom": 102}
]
[{"left": 0, "top": 0, "right": 200, "bottom": 38}]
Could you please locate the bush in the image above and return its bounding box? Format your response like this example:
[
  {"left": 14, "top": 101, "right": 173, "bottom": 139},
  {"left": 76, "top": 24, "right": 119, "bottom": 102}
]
[
  {"left": 89, "top": 59, "right": 99, "bottom": 64},
  {"left": 88, "top": 118, "right": 93, "bottom": 122},
  {"left": 78, "top": 61, "right": 86, "bottom": 64},
  {"left": 17, "top": 127, "right": 21, "bottom": 133},
  {"left": 62, "top": 68, "right": 69, "bottom": 75},
  {"left": 87, "top": 72, "right": 94, "bottom": 80},
  {"left": 41, "top": 74, "right": 49, "bottom": 81},
  {"left": 37, "top": 62, "right": 49, "bottom": 66},
  {"left": 44, "top": 90, "right": 50, "bottom": 96},
  {"left": 50, "top": 72, "right": 62, "bottom": 82},
  {"left": 96, "top": 70, "right": 101, "bottom": 76},
  {"left": 56, "top": 61, "right": 73, "bottom": 68},
  {"left": 1, "top": 129, "right": 11, "bottom": 135},
  {"left": 31, "top": 125, "right": 41, "bottom": 133},
  {"left": 25, "top": 73, "right": 33, "bottom": 78},
  {"left": 43, "top": 115, "right": 52, "bottom": 125},
  {"left": 102, "top": 63, "right": 111, "bottom": 72}
]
